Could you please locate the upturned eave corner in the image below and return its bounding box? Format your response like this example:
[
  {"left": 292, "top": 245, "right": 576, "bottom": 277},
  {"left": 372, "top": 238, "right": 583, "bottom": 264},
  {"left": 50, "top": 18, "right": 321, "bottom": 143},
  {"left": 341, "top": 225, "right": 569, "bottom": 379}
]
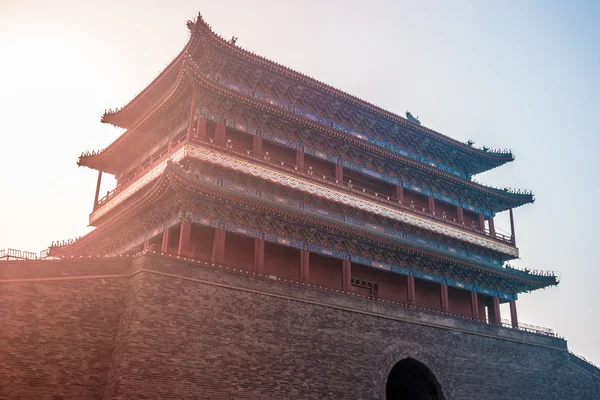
[
  {"left": 96, "top": 15, "right": 199, "bottom": 130},
  {"left": 100, "top": 110, "right": 126, "bottom": 128}
]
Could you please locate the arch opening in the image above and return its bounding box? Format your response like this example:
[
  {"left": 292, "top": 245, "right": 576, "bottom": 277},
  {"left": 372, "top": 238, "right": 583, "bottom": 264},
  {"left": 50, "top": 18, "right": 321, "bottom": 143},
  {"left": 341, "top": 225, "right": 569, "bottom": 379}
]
[{"left": 386, "top": 358, "right": 444, "bottom": 400}]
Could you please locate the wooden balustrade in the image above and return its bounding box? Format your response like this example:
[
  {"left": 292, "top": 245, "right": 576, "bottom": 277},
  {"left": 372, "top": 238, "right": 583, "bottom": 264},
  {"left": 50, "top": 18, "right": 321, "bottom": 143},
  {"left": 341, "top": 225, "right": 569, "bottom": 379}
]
[{"left": 199, "top": 136, "right": 516, "bottom": 245}]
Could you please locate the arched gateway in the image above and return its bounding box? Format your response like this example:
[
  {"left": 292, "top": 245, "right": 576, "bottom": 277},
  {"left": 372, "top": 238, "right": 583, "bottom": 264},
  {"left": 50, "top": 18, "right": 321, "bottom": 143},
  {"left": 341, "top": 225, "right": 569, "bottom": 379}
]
[{"left": 386, "top": 358, "right": 444, "bottom": 400}]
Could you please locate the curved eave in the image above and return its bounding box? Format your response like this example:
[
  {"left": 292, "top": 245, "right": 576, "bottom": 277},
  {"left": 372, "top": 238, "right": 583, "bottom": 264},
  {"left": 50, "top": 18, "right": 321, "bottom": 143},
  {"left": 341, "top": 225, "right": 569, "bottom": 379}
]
[
  {"left": 191, "top": 13, "right": 514, "bottom": 172},
  {"left": 185, "top": 63, "right": 533, "bottom": 212},
  {"left": 77, "top": 154, "right": 117, "bottom": 174},
  {"left": 490, "top": 192, "right": 535, "bottom": 212},
  {"left": 80, "top": 61, "right": 534, "bottom": 212},
  {"left": 100, "top": 18, "right": 203, "bottom": 129},
  {"left": 90, "top": 13, "right": 519, "bottom": 182},
  {"left": 101, "top": 58, "right": 186, "bottom": 129},
  {"left": 49, "top": 168, "right": 176, "bottom": 257},
  {"left": 80, "top": 68, "right": 192, "bottom": 174},
  {"left": 66, "top": 161, "right": 555, "bottom": 292},
  {"left": 470, "top": 155, "right": 515, "bottom": 176}
]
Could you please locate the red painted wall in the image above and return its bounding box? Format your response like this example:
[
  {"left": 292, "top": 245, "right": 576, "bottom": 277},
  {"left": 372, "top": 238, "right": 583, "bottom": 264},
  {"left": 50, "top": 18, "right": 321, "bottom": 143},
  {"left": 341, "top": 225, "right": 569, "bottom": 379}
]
[
  {"left": 262, "top": 141, "right": 297, "bottom": 166},
  {"left": 344, "top": 169, "right": 395, "bottom": 197},
  {"left": 189, "top": 225, "right": 214, "bottom": 259},
  {"left": 435, "top": 201, "right": 459, "bottom": 221},
  {"left": 308, "top": 253, "right": 343, "bottom": 290},
  {"left": 168, "top": 226, "right": 180, "bottom": 250},
  {"left": 448, "top": 286, "right": 473, "bottom": 317},
  {"left": 351, "top": 263, "right": 408, "bottom": 303},
  {"left": 149, "top": 234, "right": 162, "bottom": 247},
  {"left": 225, "top": 127, "right": 253, "bottom": 150},
  {"left": 206, "top": 121, "right": 217, "bottom": 138},
  {"left": 463, "top": 210, "right": 482, "bottom": 229},
  {"left": 414, "top": 279, "right": 442, "bottom": 310},
  {"left": 305, "top": 154, "right": 335, "bottom": 178},
  {"left": 223, "top": 232, "right": 254, "bottom": 270},
  {"left": 403, "top": 189, "right": 429, "bottom": 210},
  {"left": 263, "top": 242, "right": 300, "bottom": 280}
]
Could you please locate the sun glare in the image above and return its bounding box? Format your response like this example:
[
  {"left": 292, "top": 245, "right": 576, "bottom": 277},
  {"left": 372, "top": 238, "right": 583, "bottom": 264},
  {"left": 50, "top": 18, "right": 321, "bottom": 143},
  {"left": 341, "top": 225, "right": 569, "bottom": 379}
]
[{"left": 0, "top": 33, "right": 97, "bottom": 91}]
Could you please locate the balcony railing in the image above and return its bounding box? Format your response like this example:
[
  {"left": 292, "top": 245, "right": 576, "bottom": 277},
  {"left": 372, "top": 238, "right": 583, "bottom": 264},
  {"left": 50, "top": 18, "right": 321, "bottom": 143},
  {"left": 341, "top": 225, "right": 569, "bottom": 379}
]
[
  {"left": 0, "top": 248, "right": 52, "bottom": 261},
  {"left": 500, "top": 318, "right": 555, "bottom": 335},
  {"left": 94, "top": 132, "right": 189, "bottom": 210},
  {"left": 197, "top": 137, "right": 515, "bottom": 245},
  {"left": 94, "top": 134, "right": 515, "bottom": 245}
]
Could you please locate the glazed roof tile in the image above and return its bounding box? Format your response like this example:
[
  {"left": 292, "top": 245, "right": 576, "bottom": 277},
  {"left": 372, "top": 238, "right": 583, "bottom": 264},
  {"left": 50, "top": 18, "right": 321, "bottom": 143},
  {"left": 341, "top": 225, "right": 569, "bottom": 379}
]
[{"left": 101, "top": 13, "right": 513, "bottom": 175}]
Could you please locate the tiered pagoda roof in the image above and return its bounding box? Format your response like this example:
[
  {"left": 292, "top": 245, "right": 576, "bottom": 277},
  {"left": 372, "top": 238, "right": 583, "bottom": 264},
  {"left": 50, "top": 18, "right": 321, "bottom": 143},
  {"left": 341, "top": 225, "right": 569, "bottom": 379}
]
[
  {"left": 55, "top": 160, "right": 558, "bottom": 296},
  {"left": 100, "top": 13, "right": 514, "bottom": 178},
  {"left": 54, "top": 13, "right": 557, "bottom": 301},
  {"left": 80, "top": 14, "right": 533, "bottom": 215}
]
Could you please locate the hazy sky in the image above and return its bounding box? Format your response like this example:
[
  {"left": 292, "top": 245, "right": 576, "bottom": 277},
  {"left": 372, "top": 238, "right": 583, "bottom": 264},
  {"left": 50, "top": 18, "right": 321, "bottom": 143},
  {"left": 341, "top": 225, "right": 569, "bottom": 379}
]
[{"left": 1, "top": 0, "right": 599, "bottom": 364}]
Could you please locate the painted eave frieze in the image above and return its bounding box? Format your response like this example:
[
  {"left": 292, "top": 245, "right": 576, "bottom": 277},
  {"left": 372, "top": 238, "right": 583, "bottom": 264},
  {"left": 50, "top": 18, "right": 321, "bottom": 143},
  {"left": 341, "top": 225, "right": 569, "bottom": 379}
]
[{"left": 90, "top": 143, "right": 519, "bottom": 258}]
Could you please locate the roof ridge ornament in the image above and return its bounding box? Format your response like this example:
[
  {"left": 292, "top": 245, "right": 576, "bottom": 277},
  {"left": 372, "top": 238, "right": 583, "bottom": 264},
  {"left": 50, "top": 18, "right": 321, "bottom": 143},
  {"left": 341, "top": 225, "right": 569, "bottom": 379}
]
[{"left": 405, "top": 111, "right": 421, "bottom": 126}]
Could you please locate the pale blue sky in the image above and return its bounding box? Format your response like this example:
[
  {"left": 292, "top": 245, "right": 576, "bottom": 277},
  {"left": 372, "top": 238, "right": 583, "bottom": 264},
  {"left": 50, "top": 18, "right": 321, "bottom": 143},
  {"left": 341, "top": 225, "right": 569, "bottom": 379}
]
[{"left": 1, "top": 0, "right": 599, "bottom": 364}]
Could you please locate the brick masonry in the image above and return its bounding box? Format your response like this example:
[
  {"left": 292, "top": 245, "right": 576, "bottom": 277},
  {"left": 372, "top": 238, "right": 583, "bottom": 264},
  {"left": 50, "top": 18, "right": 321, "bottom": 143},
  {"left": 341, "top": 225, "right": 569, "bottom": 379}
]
[{"left": 1, "top": 254, "right": 599, "bottom": 399}]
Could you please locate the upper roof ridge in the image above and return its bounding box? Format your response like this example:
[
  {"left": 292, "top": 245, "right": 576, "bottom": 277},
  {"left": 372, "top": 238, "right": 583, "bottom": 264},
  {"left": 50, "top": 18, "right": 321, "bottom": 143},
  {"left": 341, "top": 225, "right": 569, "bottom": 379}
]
[{"left": 190, "top": 12, "right": 513, "bottom": 163}]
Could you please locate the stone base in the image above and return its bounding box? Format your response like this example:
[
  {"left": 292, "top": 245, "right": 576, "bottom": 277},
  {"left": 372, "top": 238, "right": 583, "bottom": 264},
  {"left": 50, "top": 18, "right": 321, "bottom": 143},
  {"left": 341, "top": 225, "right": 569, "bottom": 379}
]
[{"left": 1, "top": 254, "right": 598, "bottom": 399}]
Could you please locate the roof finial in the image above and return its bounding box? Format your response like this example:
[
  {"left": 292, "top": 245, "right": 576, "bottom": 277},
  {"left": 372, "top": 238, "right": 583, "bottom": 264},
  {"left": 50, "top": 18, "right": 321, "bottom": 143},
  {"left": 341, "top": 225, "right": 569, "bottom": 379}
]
[{"left": 405, "top": 111, "right": 421, "bottom": 125}]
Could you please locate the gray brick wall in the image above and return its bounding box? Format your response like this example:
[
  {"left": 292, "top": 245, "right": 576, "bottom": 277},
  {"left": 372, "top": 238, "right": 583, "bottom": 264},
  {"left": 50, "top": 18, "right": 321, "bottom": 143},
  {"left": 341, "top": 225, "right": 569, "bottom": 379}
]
[
  {"left": 0, "top": 259, "right": 130, "bottom": 399},
  {"left": 1, "top": 255, "right": 598, "bottom": 399}
]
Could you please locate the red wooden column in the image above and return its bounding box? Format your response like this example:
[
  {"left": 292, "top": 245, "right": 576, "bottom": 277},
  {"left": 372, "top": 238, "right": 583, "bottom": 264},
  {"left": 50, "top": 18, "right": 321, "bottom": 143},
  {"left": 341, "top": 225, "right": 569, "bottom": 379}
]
[
  {"left": 252, "top": 136, "right": 262, "bottom": 155},
  {"left": 195, "top": 116, "right": 207, "bottom": 139},
  {"left": 457, "top": 206, "right": 464, "bottom": 224},
  {"left": 161, "top": 229, "right": 171, "bottom": 253},
  {"left": 488, "top": 217, "right": 496, "bottom": 236},
  {"left": 396, "top": 185, "right": 404, "bottom": 203},
  {"left": 335, "top": 164, "right": 343, "bottom": 183},
  {"left": 253, "top": 238, "right": 265, "bottom": 274},
  {"left": 300, "top": 249, "right": 310, "bottom": 283},
  {"left": 428, "top": 196, "right": 436, "bottom": 215},
  {"left": 407, "top": 275, "right": 416, "bottom": 305},
  {"left": 471, "top": 291, "right": 479, "bottom": 320},
  {"left": 492, "top": 296, "right": 501, "bottom": 324},
  {"left": 510, "top": 300, "right": 519, "bottom": 328},
  {"left": 295, "top": 150, "right": 304, "bottom": 169},
  {"left": 178, "top": 219, "right": 192, "bottom": 256},
  {"left": 93, "top": 170, "right": 102, "bottom": 210},
  {"left": 440, "top": 283, "right": 449, "bottom": 312},
  {"left": 342, "top": 259, "right": 352, "bottom": 291},
  {"left": 187, "top": 85, "right": 198, "bottom": 140},
  {"left": 212, "top": 228, "right": 226, "bottom": 263},
  {"left": 479, "top": 214, "right": 486, "bottom": 231},
  {"left": 215, "top": 122, "right": 226, "bottom": 143},
  {"left": 509, "top": 208, "right": 516, "bottom": 244}
]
